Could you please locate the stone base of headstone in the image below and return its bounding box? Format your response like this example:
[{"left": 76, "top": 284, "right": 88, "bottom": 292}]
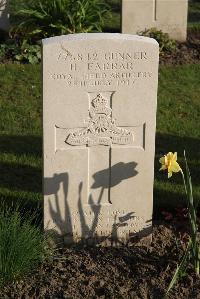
[{"left": 63, "top": 229, "right": 153, "bottom": 247}]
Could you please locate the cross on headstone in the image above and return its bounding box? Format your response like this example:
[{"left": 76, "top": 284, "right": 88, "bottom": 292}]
[
  {"left": 153, "top": 0, "right": 157, "bottom": 21},
  {"left": 65, "top": 91, "right": 135, "bottom": 206}
]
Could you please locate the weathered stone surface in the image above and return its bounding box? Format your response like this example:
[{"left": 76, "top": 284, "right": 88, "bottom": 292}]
[
  {"left": 122, "top": 0, "right": 188, "bottom": 42},
  {"left": 43, "top": 33, "right": 159, "bottom": 245},
  {"left": 0, "top": 0, "right": 9, "bottom": 31}
]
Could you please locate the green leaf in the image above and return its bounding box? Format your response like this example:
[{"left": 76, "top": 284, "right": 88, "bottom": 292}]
[
  {"left": 15, "top": 54, "right": 23, "bottom": 61},
  {"left": 165, "top": 238, "right": 191, "bottom": 297},
  {"left": 11, "top": 0, "right": 111, "bottom": 41}
]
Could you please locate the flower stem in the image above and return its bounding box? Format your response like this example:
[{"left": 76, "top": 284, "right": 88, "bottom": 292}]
[
  {"left": 180, "top": 169, "right": 187, "bottom": 196},
  {"left": 181, "top": 164, "right": 199, "bottom": 275}
]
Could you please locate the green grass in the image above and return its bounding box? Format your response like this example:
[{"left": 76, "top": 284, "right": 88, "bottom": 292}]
[
  {"left": 155, "top": 64, "right": 200, "bottom": 214},
  {"left": 0, "top": 63, "right": 200, "bottom": 217},
  {"left": 0, "top": 207, "right": 48, "bottom": 285},
  {"left": 0, "top": 64, "right": 42, "bottom": 211},
  {"left": 188, "top": 0, "right": 200, "bottom": 31}
]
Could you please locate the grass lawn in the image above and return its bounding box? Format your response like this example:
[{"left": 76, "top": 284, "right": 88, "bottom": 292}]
[
  {"left": 188, "top": 0, "right": 200, "bottom": 31},
  {"left": 0, "top": 64, "right": 42, "bottom": 212},
  {"left": 0, "top": 63, "right": 199, "bottom": 216},
  {"left": 155, "top": 64, "right": 200, "bottom": 214}
]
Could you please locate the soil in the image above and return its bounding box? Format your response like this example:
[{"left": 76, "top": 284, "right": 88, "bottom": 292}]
[
  {"left": 160, "top": 32, "right": 200, "bottom": 66},
  {"left": 1, "top": 222, "right": 200, "bottom": 299}
]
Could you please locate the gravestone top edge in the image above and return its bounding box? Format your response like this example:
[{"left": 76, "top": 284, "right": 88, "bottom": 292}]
[{"left": 42, "top": 33, "right": 159, "bottom": 46}]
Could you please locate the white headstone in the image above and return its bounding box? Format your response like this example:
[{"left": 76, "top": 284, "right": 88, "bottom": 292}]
[
  {"left": 0, "top": 0, "right": 9, "bottom": 31},
  {"left": 122, "top": 0, "right": 188, "bottom": 42},
  {"left": 43, "top": 33, "right": 159, "bottom": 245}
]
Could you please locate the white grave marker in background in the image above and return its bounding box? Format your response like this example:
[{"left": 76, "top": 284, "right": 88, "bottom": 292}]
[
  {"left": 122, "top": 0, "right": 188, "bottom": 42},
  {"left": 0, "top": 0, "right": 9, "bottom": 31}
]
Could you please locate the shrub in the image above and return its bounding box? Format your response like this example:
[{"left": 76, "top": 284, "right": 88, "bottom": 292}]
[
  {"left": 141, "top": 27, "right": 177, "bottom": 54},
  {"left": 0, "top": 207, "right": 49, "bottom": 286},
  {"left": 10, "top": 0, "right": 110, "bottom": 43},
  {"left": 0, "top": 44, "right": 7, "bottom": 61},
  {"left": 188, "top": 23, "right": 200, "bottom": 35},
  {"left": 14, "top": 42, "right": 41, "bottom": 64},
  {"left": 0, "top": 28, "right": 8, "bottom": 42},
  {"left": 0, "top": 41, "right": 41, "bottom": 64}
]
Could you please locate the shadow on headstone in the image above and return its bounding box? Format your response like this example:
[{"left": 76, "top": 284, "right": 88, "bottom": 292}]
[
  {"left": 44, "top": 173, "right": 73, "bottom": 245},
  {"left": 91, "top": 161, "right": 138, "bottom": 189},
  {"left": 46, "top": 162, "right": 151, "bottom": 246},
  {"left": 91, "top": 161, "right": 138, "bottom": 204},
  {"left": 78, "top": 181, "right": 102, "bottom": 240}
]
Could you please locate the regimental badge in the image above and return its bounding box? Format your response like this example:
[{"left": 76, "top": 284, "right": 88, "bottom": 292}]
[{"left": 65, "top": 94, "right": 134, "bottom": 146}]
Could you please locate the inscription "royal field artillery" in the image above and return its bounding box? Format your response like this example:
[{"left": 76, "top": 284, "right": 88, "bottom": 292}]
[{"left": 65, "top": 93, "right": 134, "bottom": 147}]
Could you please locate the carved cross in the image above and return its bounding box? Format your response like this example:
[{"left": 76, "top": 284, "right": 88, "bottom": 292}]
[
  {"left": 153, "top": 0, "right": 158, "bottom": 21},
  {"left": 64, "top": 92, "right": 136, "bottom": 206}
]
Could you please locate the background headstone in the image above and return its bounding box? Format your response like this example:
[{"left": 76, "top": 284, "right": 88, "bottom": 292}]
[
  {"left": 43, "top": 33, "right": 159, "bottom": 245},
  {"left": 0, "top": 0, "right": 9, "bottom": 31},
  {"left": 122, "top": 0, "right": 188, "bottom": 42}
]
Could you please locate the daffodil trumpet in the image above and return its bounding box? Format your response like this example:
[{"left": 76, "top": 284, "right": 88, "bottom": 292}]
[{"left": 159, "top": 152, "right": 182, "bottom": 178}]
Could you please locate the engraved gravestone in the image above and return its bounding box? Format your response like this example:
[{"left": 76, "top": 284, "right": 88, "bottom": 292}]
[
  {"left": 0, "top": 0, "right": 9, "bottom": 31},
  {"left": 122, "top": 0, "right": 188, "bottom": 42},
  {"left": 43, "top": 33, "right": 159, "bottom": 245}
]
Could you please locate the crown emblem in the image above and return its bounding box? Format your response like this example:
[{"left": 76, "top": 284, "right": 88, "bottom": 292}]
[
  {"left": 92, "top": 94, "right": 108, "bottom": 108},
  {"left": 90, "top": 94, "right": 111, "bottom": 116}
]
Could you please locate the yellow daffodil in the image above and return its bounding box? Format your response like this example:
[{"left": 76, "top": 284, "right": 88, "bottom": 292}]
[{"left": 159, "top": 152, "right": 182, "bottom": 178}]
